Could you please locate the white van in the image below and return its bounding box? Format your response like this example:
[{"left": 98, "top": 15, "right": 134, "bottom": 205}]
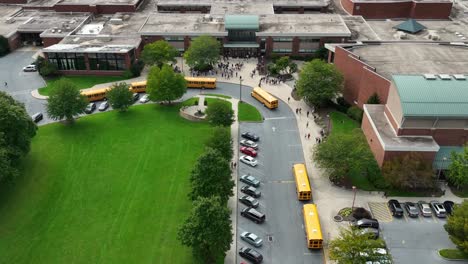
[{"left": 23, "top": 65, "right": 37, "bottom": 72}]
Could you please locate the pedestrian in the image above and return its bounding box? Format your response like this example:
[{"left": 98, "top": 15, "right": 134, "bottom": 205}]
[
  {"left": 288, "top": 97, "right": 290, "bottom": 103},
  {"left": 307, "top": 133, "right": 311, "bottom": 139},
  {"left": 305, "top": 134, "right": 307, "bottom": 139},
  {"left": 299, "top": 108, "right": 302, "bottom": 114},
  {"left": 4, "top": 82, "right": 7, "bottom": 87},
  {"left": 296, "top": 108, "right": 299, "bottom": 114},
  {"left": 307, "top": 111, "right": 310, "bottom": 117},
  {"left": 306, "top": 121, "right": 309, "bottom": 128},
  {"left": 315, "top": 137, "right": 318, "bottom": 143},
  {"left": 234, "top": 162, "right": 237, "bottom": 168}
]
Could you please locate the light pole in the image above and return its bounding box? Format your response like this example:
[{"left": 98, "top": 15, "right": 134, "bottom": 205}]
[
  {"left": 326, "top": 114, "right": 331, "bottom": 134},
  {"left": 351, "top": 186, "right": 357, "bottom": 210},
  {"left": 437, "top": 156, "right": 447, "bottom": 181},
  {"left": 239, "top": 76, "right": 243, "bottom": 102}
]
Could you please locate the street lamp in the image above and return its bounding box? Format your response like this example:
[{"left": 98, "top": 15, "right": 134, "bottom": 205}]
[
  {"left": 326, "top": 114, "right": 331, "bottom": 134},
  {"left": 239, "top": 76, "right": 243, "bottom": 102},
  {"left": 437, "top": 156, "right": 447, "bottom": 181},
  {"left": 351, "top": 186, "right": 357, "bottom": 210}
]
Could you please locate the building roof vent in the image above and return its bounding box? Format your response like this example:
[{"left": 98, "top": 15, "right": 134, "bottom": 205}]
[
  {"left": 453, "top": 74, "right": 466, "bottom": 80},
  {"left": 438, "top": 74, "right": 452, "bottom": 80},
  {"left": 423, "top": 74, "right": 437, "bottom": 80}
]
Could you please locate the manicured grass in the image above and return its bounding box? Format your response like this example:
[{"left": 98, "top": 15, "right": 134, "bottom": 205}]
[
  {"left": 238, "top": 101, "right": 262, "bottom": 122},
  {"left": 205, "top": 97, "right": 232, "bottom": 108},
  {"left": 38, "top": 75, "right": 128, "bottom": 96},
  {"left": 451, "top": 187, "right": 468, "bottom": 198},
  {"left": 439, "top": 249, "right": 468, "bottom": 260},
  {"left": 203, "top": 93, "right": 231, "bottom": 99},
  {"left": 0, "top": 103, "right": 213, "bottom": 264}
]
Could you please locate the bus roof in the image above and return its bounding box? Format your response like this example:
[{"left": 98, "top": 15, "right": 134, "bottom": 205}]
[
  {"left": 293, "top": 163, "right": 311, "bottom": 192},
  {"left": 81, "top": 87, "right": 109, "bottom": 95},
  {"left": 253, "top": 87, "right": 278, "bottom": 102},
  {"left": 303, "top": 204, "right": 323, "bottom": 240},
  {"left": 184, "top": 77, "right": 217, "bottom": 82},
  {"left": 131, "top": 81, "right": 147, "bottom": 86}
]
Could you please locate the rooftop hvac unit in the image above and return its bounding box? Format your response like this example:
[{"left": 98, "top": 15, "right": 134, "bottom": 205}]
[
  {"left": 51, "top": 29, "right": 56, "bottom": 33},
  {"left": 109, "top": 18, "right": 123, "bottom": 25},
  {"left": 5, "top": 17, "right": 15, "bottom": 24},
  {"left": 57, "top": 29, "right": 62, "bottom": 33},
  {"left": 438, "top": 74, "right": 451, "bottom": 80},
  {"left": 423, "top": 74, "right": 437, "bottom": 80},
  {"left": 453, "top": 74, "right": 466, "bottom": 80}
]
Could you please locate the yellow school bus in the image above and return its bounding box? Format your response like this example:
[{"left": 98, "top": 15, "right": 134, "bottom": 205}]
[
  {"left": 130, "top": 81, "right": 147, "bottom": 93},
  {"left": 251, "top": 87, "right": 278, "bottom": 109},
  {"left": 293, "top": 163, "right": 312, "bottom": 201},
  {"left": 303, "top": 204, "right": 323, "bottom": 249},
  {"left": 185, "top": 77, "right": 216, "bottom": 89},
  {"left": 81, "top": 87, "right": 110, "bottom": 102}
]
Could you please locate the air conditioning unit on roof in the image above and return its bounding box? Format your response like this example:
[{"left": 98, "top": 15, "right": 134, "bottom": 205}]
[
  {"left": 438, "top": 74, "right": 452, "bottom": 80},
  {"left": 423, "top": 74, "right": 437, "bottom": 80},
  {"left": 453, "top": 74, "right": 466, "bottom": 80}
]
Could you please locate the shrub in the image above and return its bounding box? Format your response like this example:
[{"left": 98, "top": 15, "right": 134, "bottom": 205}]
[
  {"left": 204, "top": 100, "right": 208, "bottom": 106},
  {"left": 0, "top": 35, "right": 10, "bottom": 57},
  {"left": 352, "top": 207, "right": 372, "bottom": 220},
  {"left": 122, "top": 69, "right": 133, "bottom": 79},
  {"left": 194, "top": 100, "right": 198, "bottom": 105},
  {"left": 130, "top": 60, "right": 145, "bottom": 77},
  {"left": 39, "top": 60, "right": 59, "bottom": 77},
  {"left": 367, "top": 93, "right": 381, "bottom": 104},
  {"left": 333, "top": 97, "right": 350, "bottom": 113},
  {"left": 347, "top": 106, "right": 364, "bottom": 123}
]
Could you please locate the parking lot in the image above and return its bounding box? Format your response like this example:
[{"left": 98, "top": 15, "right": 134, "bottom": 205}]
[{"left": 370, "top": 201, "right": 456, "bottom": 264}]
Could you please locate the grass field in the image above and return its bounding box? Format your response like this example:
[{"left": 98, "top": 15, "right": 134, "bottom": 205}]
[
  {"left": 0, "top": 102, "right": 213, "bottom": 264},
  {"left": 203, "top": 93, "right": 231, "bottom": 99},
  {"left": 38, "top": 76, "right": 128, "bottom": 96},
  {"left": 238, "top": 101, "right": 262, "bottom": 122}
]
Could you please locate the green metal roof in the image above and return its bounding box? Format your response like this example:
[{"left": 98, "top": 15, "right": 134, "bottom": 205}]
[
  {"left": 393, "top": 19, "right": 426, "bottom": 34},
  {"left": 225, "top": 15, "right": 259, "bottom": 30},
  {"left": 392, "top": 75, "right": 468, "bottom": 118},
  {"left": 433, "top": 146, "right": 464, "bottom": 170}
]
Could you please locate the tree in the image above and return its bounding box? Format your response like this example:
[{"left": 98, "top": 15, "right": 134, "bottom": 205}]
[
  {"left": 274, "top": 56, "right": 297, "bottom": 75},
  {"left": 205, "top": 101, "right": 234, "bottom": 127},
  {"left": 0, "top": 35, "right": 10, "bottom": 57},
  {"left": 447, "top": 146, "right": 468, "bottom": 190},
  {"left": 313, "top": 130, "right": 375, "bottom": 183},
  {"left": 146, "top": 65, "right": 186, "bottom": 104},
  {"left": 106, "top": 82, "right": 133, "bottom": 112},
  {"left": 141, "top": 40, "right": 178, "bottom": 67},
  {"left": 38, "top": 60, "right": 58, "bottom": 77},
  {"left": 0, "top": 91, "right": 37, "bottom": 161},
  {"left": 314, "top": 47, "right": 328, "bottom": 61},
  {"left": 296, "top": 59, "right": 344, "bottom": 107},
  {"left": 177, "top": 196, "right": 232, "bottom": 264},
  {"left": 0, "top": 139, "right": 18, "bottom": 182},
  {"left": 444, "top": 200, "right": 468, "bottom": 253},
  {"left": 184, "top": 35, "right": 220, "bottom": 71},
  {"left": 329, "top": 227, "right": 391, "bottom": 264},
  {"left": 46, "top": 79, "right": 88, "bottom": 124},
  {"left": 205, "top": 126, "right": 233, "bottom": 162},
  {"left": 382, "top": 152, "right": 435, "bottom": 190},
  {"left": 367, "top": 93, "right": 381, "bottom": 104},
  {"left": 189, "top": 148, "right": 234, "bottom": 204}
]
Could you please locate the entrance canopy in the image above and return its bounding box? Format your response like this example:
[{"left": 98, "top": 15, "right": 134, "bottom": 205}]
[
  {"left": 225, "top": 15, "right": 259, "bottom": 31},
  {"left": 393, "top": 19, "right": 426, "bottom": 34},
  {"left": 433, "top": 146, "right": 464, "bottom": 170}
]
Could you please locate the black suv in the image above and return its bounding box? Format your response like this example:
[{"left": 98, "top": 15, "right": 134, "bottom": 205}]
[
  {"left": 352, "top": 218, "right": 379, "bottom": 229},
  {"left": 241, "top": 207, "right": 265, "bottom": 224},
  {"left": 31, "top": 112, "right": 43, "bottom": 123},
  {"left": 239, "top": 247, "right": 263, "bottom": 263},
  {"left": 84, "top": 103, "right": 96, "bottom": 114},
  {"left": 388, "top": 199, "right": 404, "bottom": 217},
  {"left": 241, "top": 132, "right": 259, "bottom": 142}
]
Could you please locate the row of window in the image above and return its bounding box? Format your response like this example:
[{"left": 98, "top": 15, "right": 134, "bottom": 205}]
[{"left": 47, "top": 52, "right": 128, "bottom": 71}]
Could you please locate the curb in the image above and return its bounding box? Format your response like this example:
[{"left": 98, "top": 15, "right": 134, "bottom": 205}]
[{"left": 31, "top": 90, "right": 48, "bottom": 100}]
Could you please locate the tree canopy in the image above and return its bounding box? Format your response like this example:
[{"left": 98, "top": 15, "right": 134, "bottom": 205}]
[
  {"left": 46, "top": 79, "right": 88, "bottom": 124},
  {"left": 141, "top": 40, "right": 178, "bottom": 67},
  {"left": 447, "top": 146, "right": 468, "bottom": 190},
  {"left": 444, "top": 200, "right": 468, "bottom": 254},
  {"left": 382, "top": 152, "right": 435, "bottom": 190},
  {"left": 107, "top": 82, "right": 133, "bottom": 112},
  {"left": 205, "top": 101, "right": 234, "bottom": 127},
  {"left": 313, "top": 130, "right": 375, "bottom": 183},
  {"left": 177, "top": 196, "right": 232, "bottom": 264},
  {"left": 296, "top": 59, "right": 344, "bottom": 107},
  {"left": 329, "top": 227, "right": 391, "bottom": 264},
  {"left": 205, "top": 126, "right": 233, "bottom": 162},
  {"left": 189, "top": 147, "right": 234, "bottom": 204},
  {"left": 184, "top": 35, "right": 220, "bottom": 71},
  {"left": 146, "top": 65, "right": 186, "bottom": 104}
]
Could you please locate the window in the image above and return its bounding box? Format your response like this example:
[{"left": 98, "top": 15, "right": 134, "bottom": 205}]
[
  {"left": 272, "top": 49, "right": 292, "bottom": 53},
  {"left": 89, "top": 53, "right": 127, "bottom": 71},
  {"left": 273, "top": 37, "right": 292, "bottom": 42},
  {"left": 47, "top": 52, "right": 86, "bottom": 71},
  {"left": 164, "top": 36, "right": 184, "bottom": 41}
]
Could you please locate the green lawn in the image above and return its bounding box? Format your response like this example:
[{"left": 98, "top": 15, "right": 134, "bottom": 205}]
[
  {"left": 238, "top": 101, "right": 262, "bottom": 122},
  {"left": 451, "top": 186, "right": 468, "bottom": 198},
  {"left": 205, "top": 97, "right": 232, "bottom": 108},
  {"left": 38, "top": 76, "right": 128, "bottom": 96},
  {"left": 203, "top": 93, "right": 231, "bottom": 99},
  {"left": 0, "top": 102, "right": 213, "bottom": 264},
  {"left": 439, "top": 249, "right": 468, "bottom": 260}
]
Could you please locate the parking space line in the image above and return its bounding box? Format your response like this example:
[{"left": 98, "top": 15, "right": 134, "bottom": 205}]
[
  {"left": 403, "top": 212, "right": 408, "bottom": 222},
  {"left": 432, "top": 215, "right": 439, "bottom": 223},
  {"left": 269, "top": 180, "right": 295, "bottom": 184}
]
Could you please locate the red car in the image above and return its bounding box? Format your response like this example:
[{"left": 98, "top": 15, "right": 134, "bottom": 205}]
[{"left": 240, "top": 146, "right": 257, "bottom": 157}]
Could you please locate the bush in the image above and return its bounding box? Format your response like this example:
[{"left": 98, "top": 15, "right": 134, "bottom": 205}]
[
  {"left": 0, "top": 35, "right": 10, "bottom": 57},
  {"left": 270, "top": 53, "right": 281, "bottom": 62},
  {"left": 352, "top": 207, "right": 372, "bottom": 220},
  {"left": 130, "top": 60, "right": 145, "bottom": 77},
  {"left": 333, "top": 97, "right": 350, "bottom": 113},
  {"left": 122, "top": 69, "right": 133, "bottom": 79},
  {"left": 347, "top": 106, "right": 364, "bottom": 123},
  {"left": 39, "top": 60, "right": 59, "bottom": 77},
  {"left": 204, "top": 100, "right": 207, "bottom": 106},
  {"left": 194, "top": 100, "right": 198, "bottom": 105}
]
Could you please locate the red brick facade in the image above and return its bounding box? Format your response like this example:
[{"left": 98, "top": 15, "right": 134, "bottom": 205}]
[
  {"left": 333, "top": 46, "right": 391, "bottom": 107},
  {"left": 341, "top": 0, "right": 452, "bottom": 19},
  {"left": 7, "top": 32, "right": 21, "bottom": 51},
  {"left": 42, "top": 37, "right": 64, "bottom": 48},
  {"left": 398, "top": 128, "right": 468, "bottom": 146}
]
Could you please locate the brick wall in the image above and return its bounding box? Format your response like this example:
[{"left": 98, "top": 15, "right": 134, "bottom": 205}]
[
  {"left": 42, "top": 37, "right": 63, "bottom": 47},
  {"left": 410, "top": 2, "right": 453, "bottom": 19},
  {"left": 362, "top": 109, "right": 386, "bottom": 166},
  {"left": 7, "top": 32, "right": 21, "bottom": 51},
  {"left": 398, "top": 128, "right": 468, "bottom": 146},
  {"left": 340, "top": 0, "right": 354, "bottom": 14},
  {"left": 54, "top": 4, "right": 136, "bottom": 14}
]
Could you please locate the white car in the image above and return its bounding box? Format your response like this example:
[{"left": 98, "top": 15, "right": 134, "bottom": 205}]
[
  {"left": 240, "top": 231, "right": 263, "bottom": 247},
  {"left": 98, "top": 101, "right": 109, "bottom": 111},
  {"left": 139, "top": 94, "right": 150, "bottom": 103},
  {"left": 240, "top": 139, "right": 258, "bottom": 150},
  {"left": 240, "top": 155, "right": 258, "bottom": 167},
  {"left": 23, "top": 64, "right": 37, "bottom": 72}
]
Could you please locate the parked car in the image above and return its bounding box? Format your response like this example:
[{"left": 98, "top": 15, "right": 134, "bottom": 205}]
[
  {"left": 443, "top": 201, "right": 455, "bottom": 215},
  {"left": 241, "top": 132, "right": 259, "bottom": 142},
  {"left": 239, "top": 195, "right": 259, "bottom": 208},
  {"left": 239, "top": 247, "right": 263, "bottom": 263},
  {"left": 430, "top": 200, "right": 447, "bottom": 218},
  {"left": 98, "top": 101, "right": 109, "bottom": 111},
  {"left": 84, "top": 103, "right": 96, "bottom": 114},
  {"left": 240, "top": 146, "right": 257, "bottom": 157},
  {"left": 418, "top": 201, "right": 432, "bottom": 217},
  {"left": 139, "top": 94, "right": 150, "bottom": 103},
  {"left": 31, "top": 112, "right": 43, "bottom": 123},
  {"left": 352, "top": 218, "right": 379, "bottom": 229},
  {"left": 388, "top": 199, "right": 404, "bottom": 217},
  {"left": 23, "top": 64, "right": 37, "bottom": 72},
  {"left": 241, "top": 207, "right": 265, "bottom": 224},
  {"left": 405, "top": 202, "right": 419, "bottom": 218},
  {"left": 240, "top": 231, "right": 263, "bottom": 247},
  {"left": 240, "top": 155, "right": 258, "bottom": 167},
  {"left": 240, "top": 174, "right": 260, "bottom": 187},
  {"left": 132, "top": 93, "right": 139, "bottom": 102},
  {"left": 359, "top": 227, "right": 380, "bottom": 239},
  {"left": 240, "top": 139, "right": 258, "bottom": 149},
  {"left": 241, "top": 185, "right": 261, "bottom": 198}
]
